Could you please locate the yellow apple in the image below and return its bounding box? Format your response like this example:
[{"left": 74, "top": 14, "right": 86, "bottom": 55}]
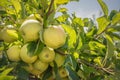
[
  {"left": 33, "top": 59, "right": 48, "bottom": 72},
  {"left": 7, "top": 45, "right": 21, "bottom": 61},
  {"left": 47, "top": 75, "right": 55, "bottom": 80},
  {"left": 26, "top": 14, "right": 43, "bottom": 22},
  {"left": 59, "top": 67, "right": 68, "bottom": 78},
  {"left": 19, "top": 19, "right": 43, "bottom": 42},
  {"left": 62, "top": 77, "right": 69, "bottom": 80},
  {"left": 43, "top": 25, "right": 66, "bottom": 49},
  {"left": 38, "top": 47, "right": 55, "bottom": 63},
  {"left": 1, "top": 28, "right": 18, "bottom": 43},
  {"left": 23, "top": 64, "right": 42, "bottom": 76},
  {"left": 50, "top": 53, "right": 66, "bottom": 67},
  {"left": 20, "top": 44, "right": 37, "bottom": 63}
]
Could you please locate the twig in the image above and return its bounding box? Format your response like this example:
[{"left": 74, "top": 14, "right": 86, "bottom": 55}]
[
  {"left": 46, "top": 0, "right": 54, "bottom": 19},
  {"left": 77, "top": 59, "right": 115, "bottom": 75},
  {"left": 94, "top": 24, "right": 109, "bottom": 39},
  {"left": 54, "top": 49, "right": 66, "bottom": 55}
]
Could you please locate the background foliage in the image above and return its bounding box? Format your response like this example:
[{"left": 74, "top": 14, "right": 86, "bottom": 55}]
[{"left": 0, "top": 0, "right": 120, "bottom": 80}]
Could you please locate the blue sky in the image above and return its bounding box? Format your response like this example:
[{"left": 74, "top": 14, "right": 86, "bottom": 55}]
[{"left": 64, "top": 0, "right": 120, "bottom": 18}]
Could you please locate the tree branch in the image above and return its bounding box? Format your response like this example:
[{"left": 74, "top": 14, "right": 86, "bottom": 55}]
[
  {"left": 77, "top": 59, "right": 115, "bottom": 75},
  {"left": 46, "top": 0, "right": 54, "bottom": 19}
]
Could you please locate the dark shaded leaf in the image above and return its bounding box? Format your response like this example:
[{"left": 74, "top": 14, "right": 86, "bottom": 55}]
[
  {"left": 65, "top": 65, "right": 80, "bottom": 80},
  {"left": 0, "top": 10, "right": 6, "bottom": 14},
  {"left": 110, "top": 25, "right": 120, "bottom": 31},
  {"left": 34, "top": 41, "right": 44, "bottom": 55},
  {"left": 53, "top": 61, "right": 61, "bottom": 80},
  {"left": 27, "top": 41, "right": 44, "bottom": 56},
  {"left": 112, "top": 12, "right": 120, "bottom": 24},
  {"left": 109, "top": 10, "right": 118, "bottom": 20},
  {"left": 16, "top": 67, "right": 29, "bottom": 80},
  {"left": 27, "top": 42, "right": 37, "bottom": 56},
  {"left": 42, "top": 67, "right": 52, "bottom": 80},
  {"left": 108, "top": 32, "right": 120, "bottom": 39}
]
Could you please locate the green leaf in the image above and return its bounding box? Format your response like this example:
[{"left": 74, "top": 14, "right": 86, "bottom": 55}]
[
  {"left": 97, "top": 16, "right": 110, "bottom": 34},
  {"left": 65, "top": 65, "right": 80, "bottom": 80},
  {"left": 112, "top": 12, "right": 120, "bottom": 24},
  {"left": 109, "top": 32, "right": 120, "bottom": 39},
  {"left": 27, "top": 42, "right": 37, "bottom": 56},
  {"left": 34, "top": 41, "right": 44, "bottom": 55},
  {"left": 0, "top": 10, "right": 6, "bottom": 14},
  {"left": 62, "top": 24, "right": 77, "bottom": 48},
  {"left": 81, "top": 64, "right": 96, "bottom": 74},
  {"left": 86, "top": 27, "right": 97, "bottom": 37},
  {"left": 97, "top": 0, "right": 109, "bottom": 16},
  {"left": 66, "top": 54, "right": 77, "bottom": 69},
  {"left": 58, "top": 7, "right": 68, "bottom": 13},
  {"left": 109, "top": 10, "right": 118, "bottom": 20},
  {"left": 56, "top": 14, "right": 69, "bottom": 23},
  {"left": 16, "top": 67, "right": 29, "bottom": 80},
  {"left": 115, "top": 59, "right": 120, "bottom": 70},
  {"left": 89, "top": 41, "right": 105, "bottom": 50},
  {"left": 0, "top": 76, "right": 14, "bottom": 80},
  {"left": 110, "top": 25, "right": 120, "bottom": 31},
  {"left": 75, "top": 35, "right": 83, "bottom": 50},
  {"left": 77, "top": 70, "right": 86, "bottom": 80},
  {"left": 6, "top": 29, "right": 18, "bottom": 39},
  {"left": 53, "top": 61, "right": 61, "bottom": 80},
  {"left": 42, "top": 67, "right": 52, "bottom": 80},
  {"left": 105, "top": 34, "right": 114, "bottom": 58},
  {"left": 1, "top": 68, "right": 13, "bottom": 76},
  {"left": 83, "top": 18, "right": 89, "bottom": 27},
  {"left": 73, "top": 17, "right": 84, "bottom": 27},
  {"left": 11, "top": 0, "right": 21, "bottom": 13},
  {"left": 27, "top": 41, "right": 44, "bottom": 56},
  {"left": 55, "top": 0, "right": 69, "bottom": 5}
]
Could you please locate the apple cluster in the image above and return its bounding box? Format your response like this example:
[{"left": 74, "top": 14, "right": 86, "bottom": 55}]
[{"left": 0, "top": 14, "right": 68, "bottom": 79}]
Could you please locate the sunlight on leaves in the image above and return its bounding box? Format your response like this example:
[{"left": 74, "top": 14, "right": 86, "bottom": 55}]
[
  {"left": 97, "top": 0, "right": 109, "bottom": 16},
  {"left": 55, "top": 0, "right": 69, "bottom": 5},
  {"left": 97, "top": 16, "right": 110, "bottom": 34},
  {"left": 62, "top": 24, "right": 77, "bottom": 48},
  {"left": 0, "top": 68, "right": 13, "bottom": 76},
  {"left": 73, "top": 17, "right": 84, "bottom": 27},
  {"left": 11, "top": 0, "right": 21, "bottom": 13}
]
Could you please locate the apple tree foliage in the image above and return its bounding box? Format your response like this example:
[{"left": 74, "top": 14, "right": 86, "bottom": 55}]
[{"left": 0, "top": 0, "right": 120, "bottom": 80}]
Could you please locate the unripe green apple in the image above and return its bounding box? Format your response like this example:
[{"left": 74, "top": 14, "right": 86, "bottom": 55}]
[
  {"left": 50, "top": 53, "right": 66, "bottom": 67},
  {"left": 19, "top": 20, "right": 43, "bottom": 42},
  {"left": 20, "top": 44, "right": 37, "bottom": 63},
  {"left": 38, "top": 47, "right": 55, "bottom": 63},
  {"left": 7, "top": 45, "right": 21, "bottom": 61},
  {"left": 43, "top": 25, "right": 66, "bottom": 49},
  {"left": 33, "top": 59, "right": 48, "bottom": 72},
  {"left": 1, "top": 27, "right": 18, "bottom": 43}
]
